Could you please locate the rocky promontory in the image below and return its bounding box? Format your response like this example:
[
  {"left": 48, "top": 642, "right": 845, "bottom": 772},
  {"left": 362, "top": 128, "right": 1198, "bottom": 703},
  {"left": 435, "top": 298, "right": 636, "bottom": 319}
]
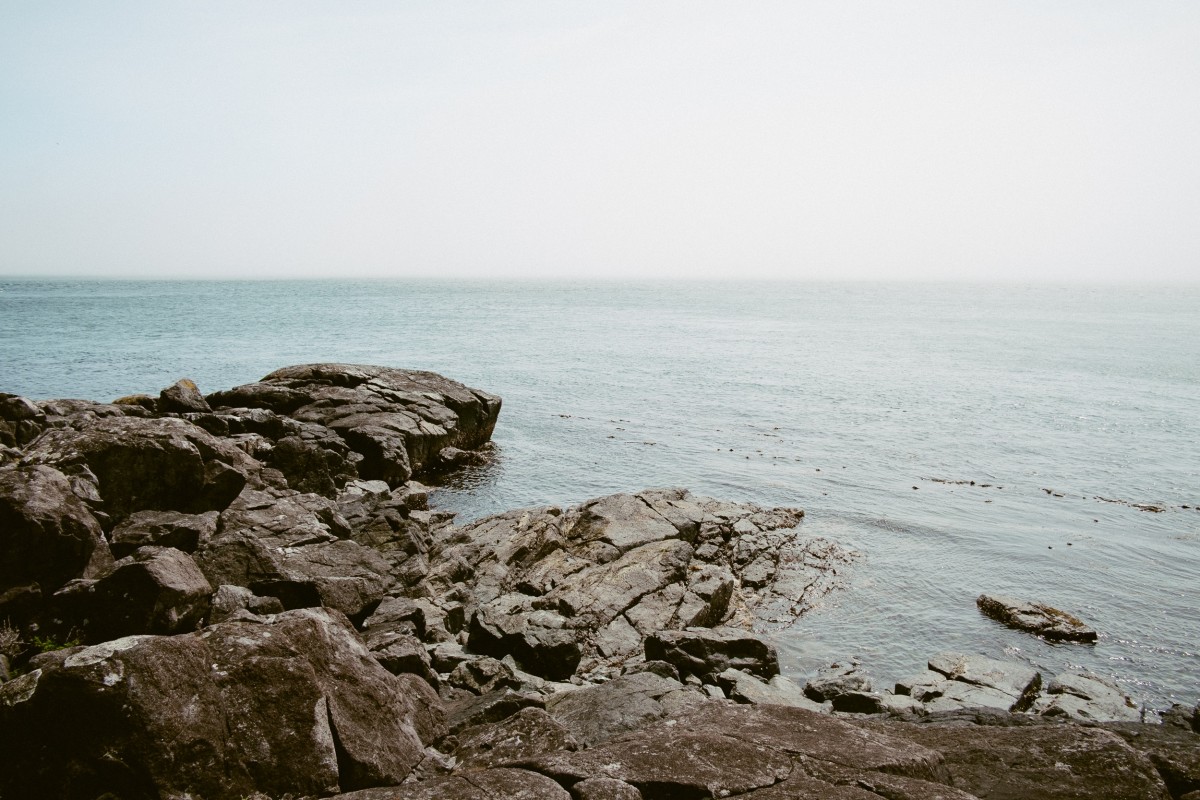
[{"left": 1, "top": 365, "right": 1196, "bottom": 800}]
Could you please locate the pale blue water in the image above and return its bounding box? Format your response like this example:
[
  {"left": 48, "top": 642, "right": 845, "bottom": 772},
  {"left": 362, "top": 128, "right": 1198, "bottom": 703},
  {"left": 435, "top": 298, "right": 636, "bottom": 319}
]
[{"left": 1, "top": 279, "right": 1197, "bottom": 711}]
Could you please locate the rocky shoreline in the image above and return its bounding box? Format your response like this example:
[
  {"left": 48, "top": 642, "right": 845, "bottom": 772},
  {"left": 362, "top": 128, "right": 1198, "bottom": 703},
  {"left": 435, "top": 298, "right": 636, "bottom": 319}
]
[{"left": 1, "top": 364, "right": 1197, "bottom": 799}]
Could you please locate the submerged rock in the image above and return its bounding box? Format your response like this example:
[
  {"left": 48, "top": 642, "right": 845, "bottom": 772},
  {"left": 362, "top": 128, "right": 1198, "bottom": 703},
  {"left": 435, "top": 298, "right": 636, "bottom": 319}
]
[{"left": 976, "top": 593, "right": 1098, "bottom": 642}]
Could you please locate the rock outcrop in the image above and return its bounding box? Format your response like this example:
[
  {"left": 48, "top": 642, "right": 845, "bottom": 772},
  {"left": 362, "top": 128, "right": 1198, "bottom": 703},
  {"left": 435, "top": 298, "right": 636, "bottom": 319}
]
[
  {"left": 0, "top": 366, "right": 1194, "bottom": 800},
  {"left": 977, "top": 593, "right": 1099, "bottom": 642}
]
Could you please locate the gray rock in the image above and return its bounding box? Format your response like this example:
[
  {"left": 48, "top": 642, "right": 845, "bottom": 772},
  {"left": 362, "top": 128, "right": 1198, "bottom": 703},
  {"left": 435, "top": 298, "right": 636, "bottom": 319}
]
[
  {"left": 644, "top": 626, "right": 780, "bottom": 682},
  {"left": 804, "top": 661, "right": 873, "bottom": 702},
  {"left": 0, "top": 607, "right": 432, "bottom": 799},
  {"left": 328, "top": 768, "right": 571, "bottom": 800},
  {"left": 0, "top": 464, "right": 113, "bottom": 596},
  {"left": 55, "top": 546, "right": 213, "bottom": 643},
  {"left": 545, "top": 671, "right": 704, "bottom": 747},
  {"left": 159, "top": 378, "right": 212, "bottom": 413},
  {"left": 454, "top": 706, "right": 578, "bottom": 769},
  {"left": 1030, "top": 671, "right": 1141, "bottom": 722},
  {"left": 209, "top": 584, "right": 284, "bottom": 623},
  {"left": 109, "top": 509, "right": 219, "bottom": 558},
  {"left": 976, "top": 593, "right": 1098, "bottom": 642},
  {"left": 448, "top": 656, "right": 521, "bottom": 695},
  {"left": 716, "top": 668, "right": 826, "bottom": 711},
  {"left": 570, "top": 777, "right": 644, "bottom": 800},
  {"left": 447, "top": 688, "right": 545, "bottom": 735},
  {"left": 927, "top": 652, "right": 1041, "bottom": 712}
]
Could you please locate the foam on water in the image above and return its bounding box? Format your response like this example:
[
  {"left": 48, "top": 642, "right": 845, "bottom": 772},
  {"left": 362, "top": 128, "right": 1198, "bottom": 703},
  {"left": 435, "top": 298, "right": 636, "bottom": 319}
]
[{"left": 2, "top": 279, "right": 1197, "bottom": 708}]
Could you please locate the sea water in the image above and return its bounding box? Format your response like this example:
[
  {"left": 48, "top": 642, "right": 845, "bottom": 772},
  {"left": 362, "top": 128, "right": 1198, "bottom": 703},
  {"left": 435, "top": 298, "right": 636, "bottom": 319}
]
[{"left": 1, "top": 279, "right": 1197, "bottom": 710}]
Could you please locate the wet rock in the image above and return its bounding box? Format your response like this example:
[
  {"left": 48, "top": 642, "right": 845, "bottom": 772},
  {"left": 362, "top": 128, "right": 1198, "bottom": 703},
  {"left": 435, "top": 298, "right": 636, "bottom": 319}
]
[
  {"left": 926, "top": 652, "right": 1041, "bottom": 712},
  {"left": 804, "top": 661, "right": 873, "bottom": 702},
  {"left": 159, "top": 378, "right": 212, "bottom": 414},
  {"left": 644, "top": 626, "right": 780, "bottom": 683},
  {"left": 0, "top": 607, "right": 430, "bottom": 799},
  {"left": 109, "top": 509, "right": 218, "bottom": 558},
  {"left": 545, "top": 670, "right": 704, "bottom": 747},
  {"left": 0, "top": 463, "right": 113, "bottom": 596},
  {"left": 976, "top": 593, "right": 1098, "bottom": 642},
  {"left": 454, "top": 707, "right": 578, "bottom": 770}
]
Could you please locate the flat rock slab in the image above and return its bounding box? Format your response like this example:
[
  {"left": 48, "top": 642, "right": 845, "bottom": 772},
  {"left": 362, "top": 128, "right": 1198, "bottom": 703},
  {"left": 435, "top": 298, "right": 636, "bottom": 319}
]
[
  {"left": 977, "top": 594, "right": 1098, "bottom": 642},
  {"left": 879, "top": 719, "right": 1170, "bottom": 800},
  {"left": 927, "top": 652, "right": 1041, "bottom": 711},
  {"left": 330, "top": 768, "right": 570, "bottom": 800}
]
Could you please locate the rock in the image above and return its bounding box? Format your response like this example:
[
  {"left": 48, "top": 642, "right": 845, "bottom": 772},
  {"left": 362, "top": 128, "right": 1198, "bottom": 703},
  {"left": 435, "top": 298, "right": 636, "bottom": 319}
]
[
  {"left": 545, "top": 671, "right": 704, "bottom": 747},
  {"left": 1107, "top": 721, "right": 1200, "bottom": 798},
  {"left": 327, "top": 768, "right": 571, "bottom": 800},
  {"left": 804, "top": 661, "right": 873, "bottom": 702},
  {"left": 447, "top": 689, "right": 545, "bottom": 735},
  {"left": 159, "top": 378, "right": 212, "bottom": 413},
  {"left": 0, "top": 394, "right": 46, "bottom": 447},
  {"left": 527, "top": 703, "right": 945, "bottom": 797},
  {"left": 208, "top": 364, "right": 502, "bottom": 485},
  {"left": 108, "top": 509, "right": 218, "bottom": 558},
  {"left": 56, "top": 546, "right": 212, "bottom": 643},
  {"left": 644, "top": 626, "right": 779, "bottom": 682},
  {"left": 23, "top": 415, "right": 252, "bottom": 523},
  {"left": 454, "top": 707, "right": 579, "bottom": 770},
  {"left": 368, "top": 631, "right": 439, "bottom": 687},
  {"left": 976, "top": 593, "right": 1098, "bottom": 642},
  {"left": 716, "top": 668, "right": 826, "bottom": 711},
  {"left": 468, "top": 599, "right": 582, "bottom": 681},
  {"left": 0, "top": 464, "right": 113, "bottom": 596},
  {"left": 832, "top": 690, "right": 924, "bottom": 716},
  {"left": 209, "top": 583, "right": 284, "bottom": 623},
  {"left": 448, "top": 656, "right": 521, "bottom": 695},
  {"left": 0, "top": 608, "right": 432, "bottom": 799},
  {"left": 570, "top": 777, "right": 644, "bottom": 800},
  {"left": 881, "top": 716, "right": 1170, "bottom": 799},
  {"left": 927, "top": 652, "right": 1041, "bottom": 712},
  {"left": 1030, "top": 671, "right": 1141, "bottom": 722}
]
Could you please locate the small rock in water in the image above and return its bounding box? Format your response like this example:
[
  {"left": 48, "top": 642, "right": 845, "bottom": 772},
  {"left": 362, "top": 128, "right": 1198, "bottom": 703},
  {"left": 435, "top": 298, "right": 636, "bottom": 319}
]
[{"left": 976, "top": 594, "right": 1098, "bottom": 642}]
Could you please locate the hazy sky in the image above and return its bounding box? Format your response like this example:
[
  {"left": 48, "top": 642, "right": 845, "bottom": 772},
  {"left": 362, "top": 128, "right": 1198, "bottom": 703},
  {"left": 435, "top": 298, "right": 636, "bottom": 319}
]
[{"left": 2, "top": 2, "right": 1198, "bottom": 281}]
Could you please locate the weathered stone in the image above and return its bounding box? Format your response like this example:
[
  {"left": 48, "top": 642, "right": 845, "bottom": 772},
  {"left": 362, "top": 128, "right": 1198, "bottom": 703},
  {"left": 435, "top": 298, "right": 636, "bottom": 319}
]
[
  {"left": 1030, "top": 671, "right": 1141, "bottom": 722},
  {"left": 716, "top": 668, "right": 826, "bottom": 711},
  {"left": 644, "top": 626, "right": 780, "bottom": 682},
  {"left": 976, "top": 593, "right": 1098, "bottom": 642},
  {"left": 545, "top": 671, "right": 704, "bottom": 747},
  {"left": 468, "top": 600, "right": 582, "bottom": 681},
  {"left": 109, "top": 509, "right": 218, "bottom": 557},
  {"left": 448, "top": 656, "right": 521, "bottom": 695},
  {"left": 447, "top": 689, "right": 545, "bottom": 735},
  {"left": 1108, "top": 722, "right": 1200, "bottom": 798},
  {"left": 0, "top": 608, "right": 430, "bottom": 799},
  {"left": 328, "top": 768, "right": 571, "bottom": 800},
  {"left": 23, "top": 415, "right": 252, "bottom": 522},
  {"left": 570, "top": 776, "right": 644, "bottom": 800},
  {"left": 927, "top": 652, "right": 1041, "bottom": 712},
  {"left": 454, "top": 707, "right": 578, "bottom": 770},
  {"left": 159, "top": 378, "right": 212, "bottom": 413},
  {"left": 882, "top": 717, "right": 1170, "bottom": 799},
  {"left": 804, "top": 661, "right": 873, "bottom": 702},
  {"left": 0, "top": 464, "right": 112, "bottom": 595},
  {"left": 209, "top": 583, "right": 284, "bottom": 623}
]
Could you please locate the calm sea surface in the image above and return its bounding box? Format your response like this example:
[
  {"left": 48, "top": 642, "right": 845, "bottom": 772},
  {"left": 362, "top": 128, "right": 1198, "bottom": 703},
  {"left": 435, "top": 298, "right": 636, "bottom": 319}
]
[{"left": 1, "top": 279, "right": 1197, "bottom": 710}]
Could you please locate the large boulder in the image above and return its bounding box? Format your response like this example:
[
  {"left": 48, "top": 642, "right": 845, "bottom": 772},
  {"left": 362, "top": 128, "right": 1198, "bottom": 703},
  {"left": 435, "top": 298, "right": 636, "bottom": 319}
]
[
  {"left": 0, "top": 464, "right": 113, "bottom": 596},
  {"left": 0, "top": 607, "right": 435, "bottom": 799},
  {"left": 644, "top": 626, "right": 780, "bottom": 683},
  {"left": 545, "top": 671, "right": 705, "bottom": 747},
  {"left": 52, "top": 546, "right": 212, "bottom": 643},
  {"left": 207, "top": 364, "right": 501, "bottom": 485},
  {"left": 23, "top": 415, "right": 253, "bottom": 524}
]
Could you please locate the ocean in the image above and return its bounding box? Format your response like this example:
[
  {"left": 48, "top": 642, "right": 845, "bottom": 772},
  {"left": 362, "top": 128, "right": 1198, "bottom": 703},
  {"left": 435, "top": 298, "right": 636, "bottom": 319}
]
[{"left": 1, "top": 279, "right": 1197, "bottom": 711}]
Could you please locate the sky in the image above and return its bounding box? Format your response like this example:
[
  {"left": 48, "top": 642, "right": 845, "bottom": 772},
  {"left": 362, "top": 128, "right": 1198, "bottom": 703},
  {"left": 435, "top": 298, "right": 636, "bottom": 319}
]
[{"left": 1, "top": 2, "right": 1198, "bottom": 282}]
